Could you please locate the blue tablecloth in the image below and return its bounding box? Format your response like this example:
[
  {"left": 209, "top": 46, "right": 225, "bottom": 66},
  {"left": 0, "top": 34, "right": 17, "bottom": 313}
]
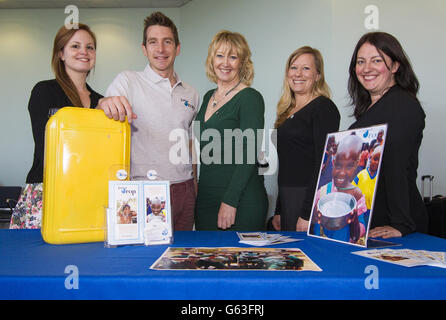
[{"left": 1, "top": 230, "right": 445, "bottom": 300}]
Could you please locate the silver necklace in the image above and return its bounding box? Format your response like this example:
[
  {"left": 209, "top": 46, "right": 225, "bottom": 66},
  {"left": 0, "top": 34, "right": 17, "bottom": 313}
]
[{"left": 211, "top": 80, "right": 241, "bottom": 107}]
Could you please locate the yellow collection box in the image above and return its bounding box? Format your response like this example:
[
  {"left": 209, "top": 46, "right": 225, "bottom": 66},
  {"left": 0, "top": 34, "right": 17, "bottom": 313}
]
[{"left": 41, "top": 107, "right": 130, "bottom": 244}]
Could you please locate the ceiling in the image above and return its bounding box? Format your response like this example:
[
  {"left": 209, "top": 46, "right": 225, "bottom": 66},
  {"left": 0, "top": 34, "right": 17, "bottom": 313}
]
[{"left": 0, "top": 0, "right": 193, "bottom": 9}]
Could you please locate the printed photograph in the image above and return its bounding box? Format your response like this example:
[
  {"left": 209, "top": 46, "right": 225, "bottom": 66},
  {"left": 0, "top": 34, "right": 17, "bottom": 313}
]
[
  {"left": 143, "top": 182, "right": 172, "bottom": 245},
  {"left": 116, "top": 202, "right": 137, "bottom": 224},
  {"left": 308, "top": 124, "right": 387, "bottom": 247},
  {"left": 150, "top": 247, "right": 322, "bottom": 271},
  {"left": 107, "top": 182, "right": 143, "bottom": 245}
]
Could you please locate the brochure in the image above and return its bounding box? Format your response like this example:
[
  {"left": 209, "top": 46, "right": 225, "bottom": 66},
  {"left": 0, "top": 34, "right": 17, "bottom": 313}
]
[
  {"left": 107, "top": 180, "right": 172, "bottom": 246},
  {"left": 352, "top": 248, "right": 446, "bottom": 268},
  {"left": 237, "top": 232, "right": 302, "bottom": 246}
]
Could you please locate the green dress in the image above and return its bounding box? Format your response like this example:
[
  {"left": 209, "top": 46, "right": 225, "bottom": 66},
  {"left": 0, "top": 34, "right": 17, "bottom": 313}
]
[{"left": 194, "top": 87, "right": 268, "bottom": 231}]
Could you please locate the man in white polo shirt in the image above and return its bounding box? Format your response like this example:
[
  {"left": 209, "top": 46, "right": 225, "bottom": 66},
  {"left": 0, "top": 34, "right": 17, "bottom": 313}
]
[{"left": 98, "top": 12, "right": 199, "bottom": 231}]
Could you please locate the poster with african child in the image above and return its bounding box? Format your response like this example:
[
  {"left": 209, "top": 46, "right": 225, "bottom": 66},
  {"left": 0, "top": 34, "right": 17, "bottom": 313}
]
[
  {"left": 307, "top": 124, "right": 387, "bottom": 247},
  {"left": 150, "top": 247, "right": 322, "bottom": 271}
]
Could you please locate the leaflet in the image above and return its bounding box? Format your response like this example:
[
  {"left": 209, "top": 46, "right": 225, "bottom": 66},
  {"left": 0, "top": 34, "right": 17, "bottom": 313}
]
[
  {"left": 237, "top": 232, "right": 302, "bottom": 246},
  {"left": 352, "top": 248, "right": 446, "bottom": 268}
]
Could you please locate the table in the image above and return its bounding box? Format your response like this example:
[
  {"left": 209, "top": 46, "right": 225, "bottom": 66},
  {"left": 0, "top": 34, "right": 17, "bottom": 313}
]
[{"left": 1, "top": 230, "right": 445, "bottom": 300}]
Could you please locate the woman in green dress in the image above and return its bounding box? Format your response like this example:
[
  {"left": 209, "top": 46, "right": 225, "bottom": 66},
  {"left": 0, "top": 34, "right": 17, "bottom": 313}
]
[{"left": 194, "top": 30, "right": 268, "bottom": 231}]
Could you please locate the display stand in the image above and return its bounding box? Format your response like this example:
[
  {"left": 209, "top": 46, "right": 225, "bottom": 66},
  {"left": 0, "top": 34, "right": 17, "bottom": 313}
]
[{"left": 105, "top": 166, "right": 174, "bottom": 247}]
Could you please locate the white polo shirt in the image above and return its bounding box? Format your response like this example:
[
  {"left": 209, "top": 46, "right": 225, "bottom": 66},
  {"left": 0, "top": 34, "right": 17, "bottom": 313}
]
[{"left": 106, "top": 64, "right": 199, "bottom": 183}]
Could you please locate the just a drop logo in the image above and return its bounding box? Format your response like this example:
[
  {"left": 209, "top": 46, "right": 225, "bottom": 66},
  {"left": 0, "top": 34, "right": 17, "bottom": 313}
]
[
  {"left": 119, "top": 187, "right": 136, "bottom": 196},
  {"left": 363, "top": 130, "right": 369, "bottom": 138}
]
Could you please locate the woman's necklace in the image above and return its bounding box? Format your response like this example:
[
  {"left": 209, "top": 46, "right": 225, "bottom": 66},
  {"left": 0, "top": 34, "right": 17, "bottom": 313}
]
[
  {"left": 288, "top": 93, "right": 315, "bottom": 119},
  {"left": 211, "top": 80, "right": 241, "bottom": 107}
]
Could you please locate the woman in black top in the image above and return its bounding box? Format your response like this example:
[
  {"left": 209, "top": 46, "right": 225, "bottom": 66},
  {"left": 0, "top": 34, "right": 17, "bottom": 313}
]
[
  {"left": 348, "top": 32, "right": 428, "bottom": 238},
  {"left": 272, "top": 46, "right": 340, "bottom": 231},
  {"left": 10, "top": 24, "right": 103, "bottom": 229}
]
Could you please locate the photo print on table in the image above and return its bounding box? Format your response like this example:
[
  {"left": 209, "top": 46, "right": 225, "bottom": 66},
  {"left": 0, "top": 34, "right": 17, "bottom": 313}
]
[{"left": 307, "top": 124, "right": 387, "bottom": 247}]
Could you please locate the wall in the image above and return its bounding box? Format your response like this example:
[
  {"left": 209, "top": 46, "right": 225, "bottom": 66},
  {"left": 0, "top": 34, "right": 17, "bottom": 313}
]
[{"left": 1, "top": 1, "right": 445, "bottom": 218}]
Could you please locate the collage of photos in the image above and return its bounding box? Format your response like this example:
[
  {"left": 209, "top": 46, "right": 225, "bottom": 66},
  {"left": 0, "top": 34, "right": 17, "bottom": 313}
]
[
  {"left": 150, "top": 247, "right": 322, "bottom": 271},
  {"left": 308, "top": 124, "right": 387, "bottom": 247}
]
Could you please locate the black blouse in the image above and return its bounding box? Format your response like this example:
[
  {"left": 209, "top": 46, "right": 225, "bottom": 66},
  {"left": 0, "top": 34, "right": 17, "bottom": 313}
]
[
  {"left": 26, "top": 79, "right": 103, "bottom": 183},
  {"left": 276, "top": 95, "right": 340, "bottom": 219},
  {"left": 349, "top": 85, "right": 428, "bottom": 235}
]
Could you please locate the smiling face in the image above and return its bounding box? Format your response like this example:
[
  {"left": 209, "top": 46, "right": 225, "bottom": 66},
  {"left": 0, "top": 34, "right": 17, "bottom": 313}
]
[
  {"left": 369, "top": 145, "right": 383, "bottom": 174},
  {"left": 151, "top": 203, "right": 162, "bottom": 215},
  {"left": 120, "top": 206, "right": 132, "bottom": 224},
  {"left": 142, "top": 25, "right": 180, "bottom": 78},
  {"left": 287, "top": 53, "right": 319, "bottom": 97},
  {"left": 355, "top": 42, "right": 399, "bottom": 97},
  {"left": 212, "top": 43, "right": 241, "bottom": 85},
  {"left": 332, "top": 151, "right": 359, "bottom": 189},
  {"left": 59, "top": 29, "right": 96, "bottom": 75}
]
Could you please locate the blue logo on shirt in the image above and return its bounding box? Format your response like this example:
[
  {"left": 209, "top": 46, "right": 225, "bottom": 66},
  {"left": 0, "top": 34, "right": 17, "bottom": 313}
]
[{"left": 181, "top": 99, "right": 195, "bottom": 110}]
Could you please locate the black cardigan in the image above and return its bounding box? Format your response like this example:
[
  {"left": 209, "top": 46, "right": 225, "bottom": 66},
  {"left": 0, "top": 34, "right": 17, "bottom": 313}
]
[
  {"left": 26, "top": 79, "right": 103, "bottom": 183},
  {"left": 349, "top": 85, "right": 428, "bottom": 236},
  {"left": 276, "top": 96, "right": 340, "bottom": 219}
]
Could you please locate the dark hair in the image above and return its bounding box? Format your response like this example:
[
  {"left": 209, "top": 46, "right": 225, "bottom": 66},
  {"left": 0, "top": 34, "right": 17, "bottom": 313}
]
[
  {"left": 143, "top": 11, "right": 179, "bottom": 46},
  {"left": 348, "top": 32, "right": 419, "bottom": 119},
  {"left": 52, "top": 24, "right": 97, "bottom": 107}
]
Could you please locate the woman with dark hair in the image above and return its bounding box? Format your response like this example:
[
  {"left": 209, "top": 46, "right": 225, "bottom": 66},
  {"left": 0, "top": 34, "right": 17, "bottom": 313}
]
[
  {"left": 271, "top": 46, "right": 340, "bottom": 231},
  {"left": 348, "top": 32, "right": 428, "bottom": 238},
  {"left": 10, "top": 24, "right": 103, "bottom": 229}
]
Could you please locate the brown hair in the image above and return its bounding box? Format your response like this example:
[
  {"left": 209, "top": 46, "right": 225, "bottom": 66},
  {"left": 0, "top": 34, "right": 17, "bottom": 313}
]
[
  {"left": 348, "top": 32, "right": 419, "bottom": 119},
  {"left": 51, "top": 24, "right": 97, "bottom": 107},
  {"left": 205, "top": 30, "right": 254, "bottom": 86},
  {"left": 143, "top": 11, "right": 180, "bottom": 46},
  {"left": 274, "top": 46, "right": 331, "bottom": 128}
]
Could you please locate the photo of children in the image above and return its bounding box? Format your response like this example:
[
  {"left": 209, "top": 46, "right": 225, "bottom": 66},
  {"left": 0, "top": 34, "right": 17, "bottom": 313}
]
[
  {"left": 146, "top": 197, "right": 167, "bottom": 223},
  {"left": 117, "top": 203, "right": 137, "bottom": 224},
  {"left": 108, "top": 183, "right": 141, "bottom": 244},
  {"left": 143, "top": 182, "right": 172, "bottom": 245},
  {"left": 308, "top": 125, "right": 387, "bottom": 247},
  {"left": 353, "top": 145, "right": 383, "bottom": 227},
  {"left": 150, "top": 247, "right": 322, "bottom": 271}
]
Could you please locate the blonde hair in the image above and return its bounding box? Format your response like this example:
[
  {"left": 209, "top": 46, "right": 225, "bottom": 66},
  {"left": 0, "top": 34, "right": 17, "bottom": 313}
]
[
  {"left": 51, "top": 24, "right": 97, "bottom": 107},
  {"left": 274, "top": 46, "right": 331, "bottom": 128},
  {"left": 205, "top": 30, "right": 254, "bottom": 86}
]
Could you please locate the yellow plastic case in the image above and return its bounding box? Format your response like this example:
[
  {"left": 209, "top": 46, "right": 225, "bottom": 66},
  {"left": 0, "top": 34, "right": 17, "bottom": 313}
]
[{"left": 41, "top": 107, "right": 130, "bottom": 244}]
